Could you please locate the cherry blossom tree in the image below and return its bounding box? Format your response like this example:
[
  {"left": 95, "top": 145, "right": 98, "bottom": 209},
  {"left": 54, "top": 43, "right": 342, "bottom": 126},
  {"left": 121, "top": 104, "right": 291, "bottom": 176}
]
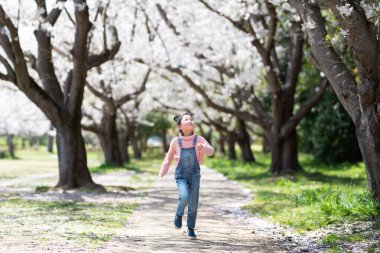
[
  {"left": 295, "top": 0, "right": 380, "bottom": 199},
  {"left": 135, "top": 0, "right": 326, "bottom": 174},
  {"left": 82, "top": 60, "right": 150, "bottom": 166},
  {"left": 0, "top": 0, "right": 120, "bottom": 189}
]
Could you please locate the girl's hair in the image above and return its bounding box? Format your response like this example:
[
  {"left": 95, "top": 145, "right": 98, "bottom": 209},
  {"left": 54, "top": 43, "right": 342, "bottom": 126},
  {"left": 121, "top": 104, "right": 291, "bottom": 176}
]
[
  {"left": 174, "top": 112, "right": 192, "bottom": 136},
  {"left": 173, "top": 112, "right": 191, "bottom": 125}
]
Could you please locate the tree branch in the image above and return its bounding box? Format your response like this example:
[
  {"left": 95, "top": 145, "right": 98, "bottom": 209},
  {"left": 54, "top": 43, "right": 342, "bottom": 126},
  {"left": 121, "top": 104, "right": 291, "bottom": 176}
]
[
  {"left": 67, "top": 0, "right": 91, "bottom": 117},
  {"left": 35, "top": 0, "right": 65, "bottom": 107},
  {"left": 327, "top": 0, "right": 378, "bottom": 81},
  {"left": 116, "top": 68, "right": 151, "bottom": 108},
  {"left": 281, "top": 78, "right": 328, "bottom": 138},
  {"left": 284, "top": 20, "right": 303, "bottom": 91},
  {"left": 0, "top": 5, "right": 61, "bottom": 125},
  {"left": 295, "top": 0, "right": 360, "bottom": 124},
  {"left": 86, "top": 81, "right": 109, "bottom": 102}
]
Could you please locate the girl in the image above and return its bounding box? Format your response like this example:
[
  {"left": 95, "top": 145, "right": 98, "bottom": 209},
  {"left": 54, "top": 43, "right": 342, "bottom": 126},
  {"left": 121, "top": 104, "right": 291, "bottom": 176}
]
[{"left": 159, "top": 112, "right": 214, "bottom": 239}]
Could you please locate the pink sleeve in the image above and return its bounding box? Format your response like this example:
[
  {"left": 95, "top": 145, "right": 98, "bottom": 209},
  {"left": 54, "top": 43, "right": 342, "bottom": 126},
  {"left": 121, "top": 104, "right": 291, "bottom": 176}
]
[
  {"left": 199, "top": 136, "right": 214, "bottom": 156},
  {"left": 159, "top": 138, "right": 177, "bottom": 177}
]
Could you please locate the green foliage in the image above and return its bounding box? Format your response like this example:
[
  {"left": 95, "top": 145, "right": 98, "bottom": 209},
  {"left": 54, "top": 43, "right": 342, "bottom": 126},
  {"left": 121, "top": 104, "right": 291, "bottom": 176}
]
[
  {"left": 136, "top": 111, "right": 172, "bottom": 140},
  {"left": 297, "top": 87, "right": 361, "bottom": 163}
]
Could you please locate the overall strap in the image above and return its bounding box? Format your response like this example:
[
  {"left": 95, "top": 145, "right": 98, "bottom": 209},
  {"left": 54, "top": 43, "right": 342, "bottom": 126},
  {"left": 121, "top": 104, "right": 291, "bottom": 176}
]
[
  {"left": 192, "top": 135, "right": 198, "bottom": 147},
  {"left": 178, "top": 135, "right": 183, "bottom": 148}
]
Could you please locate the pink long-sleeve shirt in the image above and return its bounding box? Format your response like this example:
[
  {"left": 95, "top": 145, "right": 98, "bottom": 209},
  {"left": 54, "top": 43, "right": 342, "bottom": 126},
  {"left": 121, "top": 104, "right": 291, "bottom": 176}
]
[{"left": 159, "top": 133, "right": 214, "bottom": 177}]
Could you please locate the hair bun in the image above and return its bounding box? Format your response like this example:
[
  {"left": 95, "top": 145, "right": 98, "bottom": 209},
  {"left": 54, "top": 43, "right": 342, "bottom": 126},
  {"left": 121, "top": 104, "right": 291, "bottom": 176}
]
[{"left": 173, "top": 115, "right": 179, "bottom": 122}]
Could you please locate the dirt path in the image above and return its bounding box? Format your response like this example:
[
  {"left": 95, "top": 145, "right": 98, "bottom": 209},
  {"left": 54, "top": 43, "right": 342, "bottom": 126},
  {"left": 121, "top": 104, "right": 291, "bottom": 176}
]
[{"left": 99, "top": 167, "right": 285, "bottom": 253}]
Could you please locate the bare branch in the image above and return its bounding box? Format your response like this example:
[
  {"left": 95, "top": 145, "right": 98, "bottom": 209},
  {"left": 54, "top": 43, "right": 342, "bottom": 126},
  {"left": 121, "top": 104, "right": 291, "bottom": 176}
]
[
  {"left": 86, "top": 81, "right": 109, "bottom": 102},
  {"left": 197, "top": 0, "right": 248, "bottom": 33},
  {"left": 156, "top": 4, "right": 180, "bottom": 36},
  {"left": 264, "top": 0, "right": 277, "bottom": 52}
]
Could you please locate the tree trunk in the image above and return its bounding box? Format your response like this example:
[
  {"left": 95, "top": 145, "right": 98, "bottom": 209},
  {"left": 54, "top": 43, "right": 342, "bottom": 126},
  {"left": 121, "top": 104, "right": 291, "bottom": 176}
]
[
  {"left": 132, "top": 136, "right": 142, "bottom": 159},
  {"left": 236, "top": 119, "right": 255, "bottom": 162},
  {"left": 204, "top": 128, "right": 213, "bottom": 145},
  {"left": 356, "top": 112, "right": 380, "bottom": 200},
  {"left": 269, "top": 130, "right": 283, "bottom": 175},
  {"left": 282, "top": 130, "right": 302, "bottom": 172},
  {"left": 55, "top": 124, "right": 103, "bottom": 190},
  {"left": 47, "top": 123, "right": 54, "bottom": 153},
  {"left": 98, "top": 110, "right": 123, "bottom": 166},
  {"left": 262, "top": 133, "right": 271, "bottom": 153},
  {"left": 6, "top": 134, "right": 15, "bottom": 158},
  {"left": 226, "top": 135, "right": 237, "bottom": 160},
  {"left": 119, "top": 132, "right": 130, "bottom": 163},
  {"left": 161, "top": 129, "right": 168, "bottom": 155},
  {"left": 269, "top": 129, "right": 302, "bottom": 175},
  {"left": 98, "top": 133, "right": 123, "bottom": 166},
  {"left": 218, "top": 134, "right": 225, "bottom": 155},
  {"left": 21, "top": 138, "right": 26, "bottom": 149},
  {"left": 237, "top": 137, "right": 255, "bottom": 162}
]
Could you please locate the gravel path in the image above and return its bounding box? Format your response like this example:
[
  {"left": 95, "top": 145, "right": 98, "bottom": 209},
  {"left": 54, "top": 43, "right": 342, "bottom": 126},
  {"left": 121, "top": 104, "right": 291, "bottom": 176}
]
[{"left": 98, "top": 166, "right": 285, "bottom": 253}]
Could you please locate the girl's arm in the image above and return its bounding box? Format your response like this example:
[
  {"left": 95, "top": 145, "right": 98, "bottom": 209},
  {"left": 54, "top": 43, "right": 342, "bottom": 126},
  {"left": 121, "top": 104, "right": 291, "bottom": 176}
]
[
  {"left": 159, "top": 138, "right": 177, "bottom": 177},
  {"left": 199, "top": 136, "right": 214, "bottom": 156}
]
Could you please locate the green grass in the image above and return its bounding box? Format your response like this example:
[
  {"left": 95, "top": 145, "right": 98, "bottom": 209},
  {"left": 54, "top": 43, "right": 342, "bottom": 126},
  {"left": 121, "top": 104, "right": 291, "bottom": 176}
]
[
  {"left": 0, "top": 147, "right": 162, "bottom": 186},
  {"left": 0, "top": 198, "right": 137, "bottom": 247},
  {"left": 0, "top": 147, "right": 162, "bottom": 249},
  {"left": 322, "top": 233, "right": 365, "bottom": 245},
  {"left": 204, "top": 150, "right": 380, "bottom": 233}
]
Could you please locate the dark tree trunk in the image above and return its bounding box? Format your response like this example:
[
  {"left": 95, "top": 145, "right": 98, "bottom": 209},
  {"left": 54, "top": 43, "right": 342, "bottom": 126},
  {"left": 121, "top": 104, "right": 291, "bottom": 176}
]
[
  {"left": 262, "top": 133, "right": 271, "bottom": 153},
  {"left": 226, "top": 135, "right": 237, "bottom": 160},
  {"left": 55, "top": 124, "right": 102, "bottom": 190},
  {"left": 47, "top": 123, "right": 54, "bottom": 153},
  {"left": 269, "top": 129, "right": 302, "bottom": 175},
  {"left": 161, "top": 129, "right": 168, "bottom": 155},
  {"left": 119, "top": 132, "right": 130, "bottom": 163},
  {"left": 282, "top": 130, "right": 302, "bottom": 172},
  {"left": 204, "top": 128, "right": 213, "bottom": 145},
  {"left": 132, "top": 136, "right": 142, "bottom": 159},
  {"left": 6, "top": 134, "right": 15, "bottom": 158},
  {"left": 236, "top": 119, "right": 255, "bottom": 162},
  {"left": 237, "top": 137, "right": 255, "bottom": 162},
  {"left": 98, "top": 109, "right": 123, "bottom": 166},
  {"left": 98, "top": 133, "right": 123, "bottom": 166},
  {"left": 218, "top": 134, "right": 225, "bottom": 155},
  {"left": 356, "top": 115, "right": 380, "bottom": 200}
]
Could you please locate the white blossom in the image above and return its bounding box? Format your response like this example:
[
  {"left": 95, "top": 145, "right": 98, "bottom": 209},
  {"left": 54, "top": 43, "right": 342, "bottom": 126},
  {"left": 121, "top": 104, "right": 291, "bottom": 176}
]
[{"left": 336, "top": 3, "right": 353, "bottom": 17}]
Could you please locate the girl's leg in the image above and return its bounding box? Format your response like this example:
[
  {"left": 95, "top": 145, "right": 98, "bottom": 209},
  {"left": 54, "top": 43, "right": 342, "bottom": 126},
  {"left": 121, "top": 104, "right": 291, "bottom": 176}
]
[
  {"left": 187, "top": 173, "right": 200, "bottom": 228},
  {"left": 175, "top": 178, "right": 190, "bottom": 216}
]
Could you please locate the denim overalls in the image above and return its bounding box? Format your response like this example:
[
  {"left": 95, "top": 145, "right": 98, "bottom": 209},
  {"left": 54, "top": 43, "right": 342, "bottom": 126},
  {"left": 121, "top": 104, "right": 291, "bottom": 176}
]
[{"left": 174, "top": 135, "right": 201, "bottom": 229}]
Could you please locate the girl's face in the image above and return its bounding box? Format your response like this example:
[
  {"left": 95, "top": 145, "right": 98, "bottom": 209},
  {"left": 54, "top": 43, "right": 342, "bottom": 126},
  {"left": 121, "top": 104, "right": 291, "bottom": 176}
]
[{"left": 178, "top": 115, "right": 195, "bottom": 133}]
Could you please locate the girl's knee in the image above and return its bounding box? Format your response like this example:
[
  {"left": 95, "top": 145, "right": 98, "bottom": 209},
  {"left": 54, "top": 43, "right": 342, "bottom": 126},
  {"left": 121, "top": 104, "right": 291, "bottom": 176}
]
[{"left": 180, "top": 194, "right": 189, "bottom": 204}]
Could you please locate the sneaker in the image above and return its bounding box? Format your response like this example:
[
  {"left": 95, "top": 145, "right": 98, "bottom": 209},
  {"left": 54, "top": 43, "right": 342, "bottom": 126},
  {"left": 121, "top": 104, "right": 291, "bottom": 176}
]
[
  {"left": 174, "top": 214, "right": 182, "bottom": 229},
  {"left": 187, "top": 228, "right": 196, "bottom": 239}
]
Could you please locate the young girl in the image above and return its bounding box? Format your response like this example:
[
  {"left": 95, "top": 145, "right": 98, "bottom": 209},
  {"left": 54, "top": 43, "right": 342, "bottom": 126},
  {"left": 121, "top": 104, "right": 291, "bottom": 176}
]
[{"left": 159, "top": 112, "right": 214, "bottom": 239}]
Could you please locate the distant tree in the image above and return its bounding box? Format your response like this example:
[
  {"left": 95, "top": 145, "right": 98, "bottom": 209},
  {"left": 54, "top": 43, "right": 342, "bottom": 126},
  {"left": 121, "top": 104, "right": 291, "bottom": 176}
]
[{"left": 0, "top": 1, "right": 120, "bottom": 189}]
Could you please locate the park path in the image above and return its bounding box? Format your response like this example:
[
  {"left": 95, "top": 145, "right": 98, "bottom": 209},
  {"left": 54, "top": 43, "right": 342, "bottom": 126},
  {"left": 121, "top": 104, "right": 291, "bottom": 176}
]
[{"left": 99, "top": 166, "right": 285, "bottom": 253}]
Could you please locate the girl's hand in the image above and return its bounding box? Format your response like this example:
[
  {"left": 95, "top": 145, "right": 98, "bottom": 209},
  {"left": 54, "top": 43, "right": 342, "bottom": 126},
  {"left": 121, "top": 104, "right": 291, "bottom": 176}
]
[{"left": 196, "top": 143, "right": 203, "bottom": 151}]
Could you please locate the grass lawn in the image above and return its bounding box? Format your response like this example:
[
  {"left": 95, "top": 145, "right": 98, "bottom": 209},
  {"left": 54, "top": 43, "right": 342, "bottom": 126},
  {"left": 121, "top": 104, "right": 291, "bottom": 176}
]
[
  {"left": 0, "top": 198, "right": 138, "bottom": 247},
  {"left": 204, "top": 146, "right": 380, "bottom": 235},
  {"left": 0, "top": 147, "right": 161, "bottom": 248}
]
